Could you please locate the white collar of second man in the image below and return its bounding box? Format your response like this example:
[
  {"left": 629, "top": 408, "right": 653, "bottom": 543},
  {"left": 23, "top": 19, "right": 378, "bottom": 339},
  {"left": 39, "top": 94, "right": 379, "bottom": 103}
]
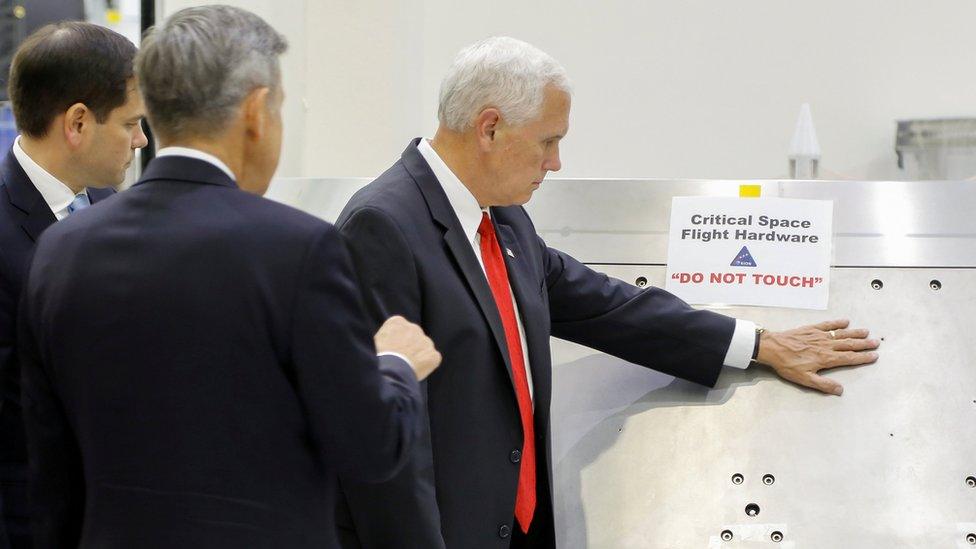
[
  {"left": 12, "top": 135, "right": 83, "bottom": 214},
  {"left": 155, "top": 146, "right": 237, "bottom": 182},
  {"left": 417, "top": 138, "right": 487, "bottom": 246}
]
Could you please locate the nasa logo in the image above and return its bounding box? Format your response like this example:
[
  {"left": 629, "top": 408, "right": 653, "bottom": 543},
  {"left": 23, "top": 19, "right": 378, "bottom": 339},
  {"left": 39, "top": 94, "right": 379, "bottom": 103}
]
[{"left": 731, "top": 246, "right": 757, "bottom": 267}]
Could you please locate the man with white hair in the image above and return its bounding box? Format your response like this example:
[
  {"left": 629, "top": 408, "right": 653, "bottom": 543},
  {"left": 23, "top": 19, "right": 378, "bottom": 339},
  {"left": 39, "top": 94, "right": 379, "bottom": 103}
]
[
  {"left": 17, "top": 6, "right": 440, "bottom": 548},
  {"left": 335, "top": 37, "right": 879, "bottom": 548}
]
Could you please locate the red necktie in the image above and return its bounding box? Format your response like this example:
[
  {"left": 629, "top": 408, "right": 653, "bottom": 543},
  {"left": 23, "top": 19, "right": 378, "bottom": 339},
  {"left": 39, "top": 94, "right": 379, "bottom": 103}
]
[{"left": 477, "top": 212, "right": 536, "bottom": 533}]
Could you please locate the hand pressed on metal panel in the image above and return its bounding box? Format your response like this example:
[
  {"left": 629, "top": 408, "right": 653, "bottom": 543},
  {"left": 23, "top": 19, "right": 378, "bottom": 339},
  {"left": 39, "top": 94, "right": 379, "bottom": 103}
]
[{"left": 755, "top": 319, "right": 879, "bottom": 396}]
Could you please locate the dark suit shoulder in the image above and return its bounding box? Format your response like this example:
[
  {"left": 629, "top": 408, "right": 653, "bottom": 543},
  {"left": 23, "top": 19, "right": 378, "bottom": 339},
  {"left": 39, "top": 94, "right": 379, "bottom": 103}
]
[
  {"left": 217, "top": 184, "right": 338, "bottom": 238},
  {"left": 46, "top": 180, "right": 338, "bottom": 248},
  {"left": 339, "top": 161, "right": 427, "bottom": 227}
]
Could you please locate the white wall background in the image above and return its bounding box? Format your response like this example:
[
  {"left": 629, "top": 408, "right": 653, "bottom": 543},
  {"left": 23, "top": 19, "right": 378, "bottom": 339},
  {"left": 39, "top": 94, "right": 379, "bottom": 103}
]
[{"left": 158, "top": 0, "right": 976, "bottom": 181}]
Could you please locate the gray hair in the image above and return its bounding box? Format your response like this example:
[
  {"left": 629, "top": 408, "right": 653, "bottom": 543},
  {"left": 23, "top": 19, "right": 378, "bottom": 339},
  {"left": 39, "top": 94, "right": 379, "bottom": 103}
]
[
  {"left": 136, "top": 5, "right": 288, "bottom": 139},
  {"left": 437, "top": 36, "right": 571, "bottom": 131}
]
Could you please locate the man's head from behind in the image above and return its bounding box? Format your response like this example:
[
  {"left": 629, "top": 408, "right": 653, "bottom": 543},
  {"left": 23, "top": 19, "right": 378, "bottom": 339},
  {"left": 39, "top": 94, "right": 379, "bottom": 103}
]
[
  {"left": 137, "top": 5, "right": 288, "bottom": 195},
  {"left": 8, "top": 21, "right": 147, "bottom": 189},
  {"left": 435, "top": 37, "right": 572, "bottom": 207}
]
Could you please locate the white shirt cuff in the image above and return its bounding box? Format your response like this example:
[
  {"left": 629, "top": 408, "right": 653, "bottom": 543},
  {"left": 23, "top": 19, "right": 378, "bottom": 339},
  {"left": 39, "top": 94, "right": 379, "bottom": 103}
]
[
  {"left": 378, "top": 351, "right": 413, "bottom": 370},
  {"left": 723, "top": 319, "right": 756, "bottom": 369}
]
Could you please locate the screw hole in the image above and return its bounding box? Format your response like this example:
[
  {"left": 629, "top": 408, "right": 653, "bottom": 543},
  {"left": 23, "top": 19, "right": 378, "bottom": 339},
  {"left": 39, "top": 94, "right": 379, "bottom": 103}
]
[
  {"left": 745, "top": 503, "right": 760, "bottom": 517},
  {"left": 721, "top": 530, "right": 733, "bottom": 541},
  {"left": 635, "top": 276, "right": 648, "bottom": 288},
  {"left": 930, "top": 280, "right": 942, "bottom": 291},
  {"left": 967, "top": 476, "right": 976, "bottom": 488},
  {"left": 871, "top": 279, "right": 883, "bottom": 290},
  {"left": 731, "top": 473, "right": 744, "bottom": 485},
  {"left": 762, "top": 474, "right": 775, "bottom": 486},
  {"left": 967, "top": 532, "right": 976, "bottom": 545},
  {"left": 771, "top": 531, "right": 784, "bottom": 542}
]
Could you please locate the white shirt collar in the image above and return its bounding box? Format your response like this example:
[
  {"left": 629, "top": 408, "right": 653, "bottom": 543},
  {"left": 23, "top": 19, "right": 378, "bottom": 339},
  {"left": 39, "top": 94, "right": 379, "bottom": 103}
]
[
  {"left": 416, "top": 138, "right": 486, "bottom": 245},
  {"left": 155, "top": 146, "right": 237, "bottom": 181},
  {"left": 12, "top": 135, "right": 84, "bottom": 217}
]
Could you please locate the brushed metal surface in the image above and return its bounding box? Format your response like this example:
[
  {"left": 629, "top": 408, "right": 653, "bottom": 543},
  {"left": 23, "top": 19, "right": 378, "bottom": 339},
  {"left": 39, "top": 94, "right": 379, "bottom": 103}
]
[
  {"left": 551, "top": 266, "right": 974, "bottom": 548},
  {"left": 523, "top": 179, "right": 976, "bottom": 268}
]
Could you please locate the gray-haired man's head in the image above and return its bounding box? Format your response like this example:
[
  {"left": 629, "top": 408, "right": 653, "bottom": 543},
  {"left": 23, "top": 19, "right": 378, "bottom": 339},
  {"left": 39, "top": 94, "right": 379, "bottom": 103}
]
[
  {"left": 438, "top": 36, "right": 571, "bottom": 132},
  {"left": 136, "top": 5, "right": 288, "bottom": 194},
  {"left": 137, "top": 5, "right": 287, "bottom": 140},
  {"left": 432, "top": 37, "right": 572, "bottom": 208}
]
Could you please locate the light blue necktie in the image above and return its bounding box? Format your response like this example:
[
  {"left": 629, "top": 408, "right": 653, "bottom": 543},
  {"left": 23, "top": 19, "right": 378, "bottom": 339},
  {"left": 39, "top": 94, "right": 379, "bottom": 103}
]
[{"left": 66, "top": 192, "right": 91, "bottom": 215}]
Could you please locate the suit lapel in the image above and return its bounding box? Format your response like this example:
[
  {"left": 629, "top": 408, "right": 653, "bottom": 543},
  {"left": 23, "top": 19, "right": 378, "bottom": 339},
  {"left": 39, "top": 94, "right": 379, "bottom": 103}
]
[
  {"left": 20, "top": 198, "right": 56, "bottom": 242},
  {"left": 401, "top": 140, "right": 515, "bottom": 384},
  {"left": 494, "top": 219, "right": 551, "bottom": 401},
  {"left": 442, "top": 226, "right": 514, "bottom": 378},
  {"left": 1, "top": 150, "right": 56, "bottom": 242},
  {"left": 494, "top": 217, "right": 554, "bottom": 481}
]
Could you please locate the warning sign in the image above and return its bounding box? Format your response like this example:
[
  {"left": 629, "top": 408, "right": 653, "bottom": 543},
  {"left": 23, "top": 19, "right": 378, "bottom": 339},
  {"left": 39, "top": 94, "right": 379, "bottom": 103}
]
[{"left": 665, "top": 196, "right": 833, "bottom": 310}]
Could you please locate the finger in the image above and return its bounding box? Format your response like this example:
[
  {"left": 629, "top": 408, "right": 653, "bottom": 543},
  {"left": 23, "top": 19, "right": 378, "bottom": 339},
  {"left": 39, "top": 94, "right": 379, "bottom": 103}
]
[
  {"left": 832, "top": 338, "right": 881, "bottom": 352},
  {"left": 829, "top": 328, "right": 870, "bottom": 340},
  {"left": 813, "top": 319, "right": 850, "bottom": 331},
  {"left": 824, "top": 350, "right": 879, "bottom": 369},
  {"left": 804, "top": 372, "right": 844, "bottom": 396}
]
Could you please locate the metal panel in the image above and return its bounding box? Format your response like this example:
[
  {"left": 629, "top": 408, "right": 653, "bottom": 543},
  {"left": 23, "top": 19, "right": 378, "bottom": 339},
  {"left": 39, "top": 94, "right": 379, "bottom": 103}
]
[
  {"left": 524, "top": 179, "right": 976, "bottom": 268},
  {"left": 551, "top": 265, "right": 974, "bottom": 548},
  {"left": 267, "top": 177, "right": 976, "bottom": 548}
]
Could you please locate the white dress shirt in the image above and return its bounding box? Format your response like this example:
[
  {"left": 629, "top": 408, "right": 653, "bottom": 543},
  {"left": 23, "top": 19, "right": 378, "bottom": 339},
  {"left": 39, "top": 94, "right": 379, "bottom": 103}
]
[
  {"left": 12, "top": 136, "right": 88, "bottom": 221},
  {"left": 155, "top": 146, "right": 237, "bottom": 181},
  {"left": 417, "top": 139, "right": 755, "bottom": 391}
]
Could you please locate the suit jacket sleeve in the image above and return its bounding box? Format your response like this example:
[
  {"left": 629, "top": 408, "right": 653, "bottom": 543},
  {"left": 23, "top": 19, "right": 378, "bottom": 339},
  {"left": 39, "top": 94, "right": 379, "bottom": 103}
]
[
  {"left": 290, "top": 223, "right": 423, "bottom": 483},
  {"left": 19, "top": 268, "right": 86, "bottom": 549},
  {"left": 539, "top": 230, "right": 735, "bottom": 388},
  {"left": 334, "top": 206, "right": 446, "bottom": 549}
]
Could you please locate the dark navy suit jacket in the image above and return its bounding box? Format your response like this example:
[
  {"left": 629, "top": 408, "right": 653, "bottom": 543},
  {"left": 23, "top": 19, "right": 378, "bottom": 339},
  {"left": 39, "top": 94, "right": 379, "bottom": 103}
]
[
  {"left": 16, "top": 155, "right": 423, "bottom": 549},
  {"left": 0, "top": 149, "right": 113, "bottom": 548},
  {"left": 333, "top": 139, "right": 736, "bottom": 548}
]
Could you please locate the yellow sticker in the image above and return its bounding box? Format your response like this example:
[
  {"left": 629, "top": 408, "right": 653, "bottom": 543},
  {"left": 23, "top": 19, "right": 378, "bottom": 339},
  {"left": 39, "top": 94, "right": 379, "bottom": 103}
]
[
  {"left": 107, "top": 9, "right": 122, "bottom": 24},
  {"left": 739, "top": 184, "right": 761, "bottom": 198}
]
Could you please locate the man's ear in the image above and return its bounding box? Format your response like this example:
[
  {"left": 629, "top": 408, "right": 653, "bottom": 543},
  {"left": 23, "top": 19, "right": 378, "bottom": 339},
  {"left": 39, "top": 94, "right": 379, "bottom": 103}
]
[
  {"left": 62, "top": 103, "right": 91, "bottom": 149},
  {"left": 473, "top": 108, "right": 501, "bottom": 152},
  {"left": 242, "top": 87, "right": 272, "bottom": 142}
]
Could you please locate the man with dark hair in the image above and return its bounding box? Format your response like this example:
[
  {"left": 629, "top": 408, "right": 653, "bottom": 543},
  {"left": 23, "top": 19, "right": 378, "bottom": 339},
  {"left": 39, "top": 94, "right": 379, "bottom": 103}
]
[{"left": 0, "top": 21, "right": 147, "bottom": 548}]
